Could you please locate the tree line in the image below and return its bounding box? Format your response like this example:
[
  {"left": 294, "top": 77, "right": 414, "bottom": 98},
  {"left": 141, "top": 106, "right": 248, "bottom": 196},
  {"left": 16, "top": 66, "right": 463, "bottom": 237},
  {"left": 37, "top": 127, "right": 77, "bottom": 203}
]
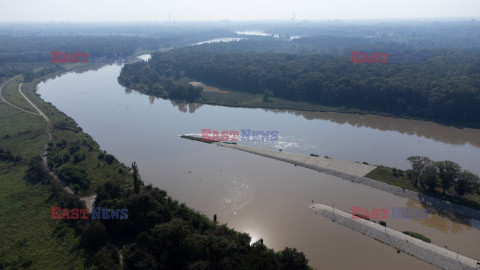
[
  {"left": 118, "top": 61, "right": 203, "bottom": 101},
  {"left": 118, "top": 47, "right": 480, "bottom": 123},
  {"left": 407, "top": 156, "right": 480, "bottom": 198}
]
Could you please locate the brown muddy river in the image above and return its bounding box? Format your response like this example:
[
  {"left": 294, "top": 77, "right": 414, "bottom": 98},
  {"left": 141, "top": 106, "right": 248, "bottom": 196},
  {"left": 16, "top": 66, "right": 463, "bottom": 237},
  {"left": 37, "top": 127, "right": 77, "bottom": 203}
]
[{"left": 37, "top": 61, "right": 480, "bottom": 269}]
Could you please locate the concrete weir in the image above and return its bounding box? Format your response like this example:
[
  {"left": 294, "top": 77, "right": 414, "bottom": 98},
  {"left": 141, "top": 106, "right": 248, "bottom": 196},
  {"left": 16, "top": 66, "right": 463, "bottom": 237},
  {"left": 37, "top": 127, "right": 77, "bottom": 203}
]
[
  {"left": 215, "top": 142, "right": 480, "bottom": 221},
  {"left": 310, "top": 204, "right": 480, "bottom": 270},
  {"left": 216, "top": 142, "right": 377, "bottom": 177}
]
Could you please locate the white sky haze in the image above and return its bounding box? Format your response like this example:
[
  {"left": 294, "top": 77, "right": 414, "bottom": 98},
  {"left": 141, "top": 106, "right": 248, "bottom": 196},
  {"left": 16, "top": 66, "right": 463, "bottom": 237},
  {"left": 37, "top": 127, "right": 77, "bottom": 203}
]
[{"left": 0, "top": 0, "right": 479, "bottom": 22}]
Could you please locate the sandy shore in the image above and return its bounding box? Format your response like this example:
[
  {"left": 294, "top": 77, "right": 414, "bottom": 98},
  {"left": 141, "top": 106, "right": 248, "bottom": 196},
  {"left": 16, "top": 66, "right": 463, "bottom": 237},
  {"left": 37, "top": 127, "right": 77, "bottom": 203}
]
[{"left": 310, "top": 203, "right": 479, "bottom": 270}]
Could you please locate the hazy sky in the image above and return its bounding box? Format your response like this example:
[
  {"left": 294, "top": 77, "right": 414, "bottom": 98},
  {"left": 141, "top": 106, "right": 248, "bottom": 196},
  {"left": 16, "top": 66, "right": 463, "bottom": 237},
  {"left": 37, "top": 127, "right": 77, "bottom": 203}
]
[{"left": 0, "top": 0, "right": 479, "bottom": 22}]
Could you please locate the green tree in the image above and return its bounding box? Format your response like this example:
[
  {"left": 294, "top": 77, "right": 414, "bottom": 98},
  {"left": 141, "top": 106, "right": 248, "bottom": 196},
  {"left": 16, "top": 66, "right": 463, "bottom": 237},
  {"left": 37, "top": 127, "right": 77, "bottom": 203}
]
[
  {"left": 454, "top": 171, "right": 480, "bottom": 198},
  {"left": 92, "top": 246, "right": 120, "bottom": 270},
  {"left": 263, "top": 88, "right": 274, "bottom": 102},
  {"left": 421, "top": 162, "right": 438, "bottom": 191},
  {"left": 277, "top": 247, "right": 310, "bottom": 270},
  {"left": 24, "top": 156, "right": 47, "bottom": 184},
  {"left": 23, "top": 69, "right": 35, "bottom": 82},
  {"left": 436, "top": 161, "right": 461, "bottom": 194},
  {"left": 132, "top": 161, "right": 142, "bottom": 194},
  {"left": 81, "top": 220, "right": 108, "bottom": 249},
  {"left": 407, "top": 156, "right": 431, "bottom": 187},
  {"left": 58, "top": 164, "right": 90, "bottom": 189}
]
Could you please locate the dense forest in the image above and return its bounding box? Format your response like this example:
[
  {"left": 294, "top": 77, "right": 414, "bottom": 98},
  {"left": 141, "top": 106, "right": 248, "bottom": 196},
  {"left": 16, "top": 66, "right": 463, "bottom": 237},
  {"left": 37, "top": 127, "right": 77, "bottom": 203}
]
[
  {"left": 0, "top": 36, "right": 163, "bottom": 82},
  {"left": 119, "top": 44, "right": 480, "bottom": 123},
  {"left": 0, "top": 24, "right": 237, "bottom": 82}
]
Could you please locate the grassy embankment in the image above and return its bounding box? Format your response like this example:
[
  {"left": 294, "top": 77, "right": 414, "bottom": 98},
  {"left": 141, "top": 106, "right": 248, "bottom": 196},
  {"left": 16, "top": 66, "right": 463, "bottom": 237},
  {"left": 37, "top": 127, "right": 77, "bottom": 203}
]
[
  {"left": 177, "top": 82, "right": 480, "bottom": 129},
  {"left": 198, "top": 88, "right": 375, "bottom": 115},
  {"left": 366, "top": 166, "right": 480, "bottom": 211},
  {"left": 0, "top": 74, "right": 132, "bottom": 269}
]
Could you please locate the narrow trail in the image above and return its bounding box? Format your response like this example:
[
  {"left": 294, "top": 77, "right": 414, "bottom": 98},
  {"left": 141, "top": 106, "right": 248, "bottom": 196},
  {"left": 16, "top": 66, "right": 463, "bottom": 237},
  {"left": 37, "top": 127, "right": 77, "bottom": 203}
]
[
  {"left": 0, "top": 76, "right": 39, "bottom": 116},
  {"left": 17, "top": 82, "right": 74, "bottom": 194},
  {"left": 1, "top": 76, "right": 95, "bottom": 207}
]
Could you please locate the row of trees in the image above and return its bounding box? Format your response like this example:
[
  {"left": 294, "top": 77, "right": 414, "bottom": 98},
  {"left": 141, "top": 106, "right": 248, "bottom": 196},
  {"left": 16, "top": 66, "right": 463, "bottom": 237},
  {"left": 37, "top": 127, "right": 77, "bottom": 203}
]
[
  {"left": 407, "top": 156, "right": 480, "bottom": 197},
  {"left": 118, "top": 61, "right": 202, "bottom": 101}
]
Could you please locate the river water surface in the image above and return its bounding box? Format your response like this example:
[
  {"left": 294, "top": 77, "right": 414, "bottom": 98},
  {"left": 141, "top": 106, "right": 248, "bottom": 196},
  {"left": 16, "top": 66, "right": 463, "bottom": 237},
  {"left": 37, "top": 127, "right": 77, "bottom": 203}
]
[{"left": 37, "top": 59, "right": 480, "bottom": 269}]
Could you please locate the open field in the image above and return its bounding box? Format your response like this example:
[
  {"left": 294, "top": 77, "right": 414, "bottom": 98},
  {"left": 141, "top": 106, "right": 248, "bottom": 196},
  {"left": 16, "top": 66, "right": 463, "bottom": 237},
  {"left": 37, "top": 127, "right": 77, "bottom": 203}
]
[{"left": 1, "top": 77, "right": 37, "bottom": 113}]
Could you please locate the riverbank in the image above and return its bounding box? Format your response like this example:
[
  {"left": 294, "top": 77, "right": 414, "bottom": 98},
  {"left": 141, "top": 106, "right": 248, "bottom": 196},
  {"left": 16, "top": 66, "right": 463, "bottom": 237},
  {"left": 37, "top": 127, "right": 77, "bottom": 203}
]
[
  {"left": 309, "top": 203, "right": 479, "bottom": 270},
  {"left": 187, "top": 82, "right": 480, "bottom": 130}
]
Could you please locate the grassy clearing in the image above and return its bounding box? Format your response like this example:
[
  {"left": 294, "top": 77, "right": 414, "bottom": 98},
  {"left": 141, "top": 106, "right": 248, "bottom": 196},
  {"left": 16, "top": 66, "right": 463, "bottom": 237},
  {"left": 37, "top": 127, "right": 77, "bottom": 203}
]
[
  {"left": 1, "top": 77, "right": 37, "bottom": 113},
  {"left": 198, "top": 90, "right": 372, "bottom": 115},
  {"left": 179, "top": 81, "right": 480, "bottom": 129},
  {"left": 366, "top": 166, "right": 480, "bottom": 211},
  {"left": 0, "top": 103, "right": 46, "bottom": 158}
]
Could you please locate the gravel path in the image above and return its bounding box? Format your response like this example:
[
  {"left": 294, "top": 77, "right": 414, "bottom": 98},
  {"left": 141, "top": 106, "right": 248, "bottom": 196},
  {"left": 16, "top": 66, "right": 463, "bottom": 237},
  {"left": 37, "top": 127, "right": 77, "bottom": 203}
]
[
  {"left": 12, "top": 79, "right": 96, "bottom": 205},
  {"left": 0, "top": 76, "right": 39, "bottom": 116},
  {"left": 310, "top": 203, "right": 480, "bottom": 270}
]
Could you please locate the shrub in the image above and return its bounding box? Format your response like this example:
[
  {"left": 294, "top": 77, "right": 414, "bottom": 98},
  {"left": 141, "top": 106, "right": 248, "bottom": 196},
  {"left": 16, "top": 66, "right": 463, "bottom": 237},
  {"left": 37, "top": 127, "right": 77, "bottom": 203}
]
[
  {"left": 105, "top": 154, "right": 115, "bottom": 165},
  {"left": 403, "top": 231, "right": 430, "bottom": 243},
  {"left": 58, "top": 165, "right": 90, "bottom": 189},
  {"left": 73, "top": 152, "right": 86, "bottom": 163}
]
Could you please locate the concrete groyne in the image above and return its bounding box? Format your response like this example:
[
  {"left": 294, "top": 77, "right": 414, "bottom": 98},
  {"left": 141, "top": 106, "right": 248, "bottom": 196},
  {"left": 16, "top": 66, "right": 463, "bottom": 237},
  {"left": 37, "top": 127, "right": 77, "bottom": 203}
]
[
  {"left": 310, "top": 204, "right": 479, "bottom": 270},
  {"left": 215, "top": 142, "right": 480, "bottom": 221},
  {"left": 217, "top": 142, "right": 377, "bottom": 177}
]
